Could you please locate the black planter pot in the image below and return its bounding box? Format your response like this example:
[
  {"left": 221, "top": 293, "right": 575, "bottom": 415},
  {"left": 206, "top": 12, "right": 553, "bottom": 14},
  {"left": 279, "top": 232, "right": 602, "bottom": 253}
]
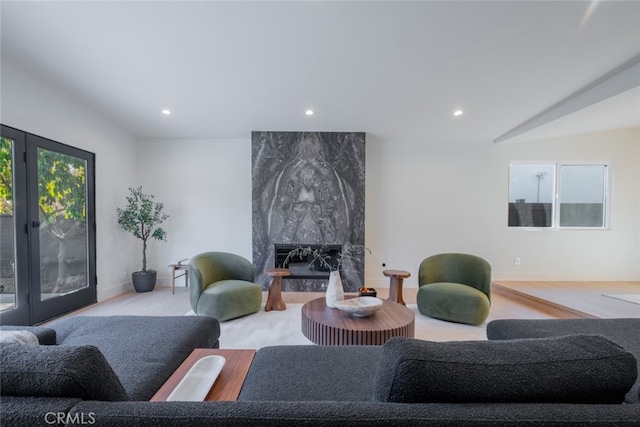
[{"left": 132, "top": 270, "right": 157, "bottom": 293}]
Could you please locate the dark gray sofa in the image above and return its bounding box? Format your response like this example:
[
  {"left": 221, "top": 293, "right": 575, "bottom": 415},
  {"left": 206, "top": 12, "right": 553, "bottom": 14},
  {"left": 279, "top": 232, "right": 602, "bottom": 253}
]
[{"left": 1, "top": 317, "right": 639, "bottom": 426}]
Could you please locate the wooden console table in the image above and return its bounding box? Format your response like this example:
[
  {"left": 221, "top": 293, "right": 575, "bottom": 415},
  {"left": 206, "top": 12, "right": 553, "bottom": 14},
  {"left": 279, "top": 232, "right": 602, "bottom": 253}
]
[
  {"left": 150, "top": 349, "right": 256, "bottom": 401},
  {"left": 301, "top": 297, "right": 414, "bottom": 345}
]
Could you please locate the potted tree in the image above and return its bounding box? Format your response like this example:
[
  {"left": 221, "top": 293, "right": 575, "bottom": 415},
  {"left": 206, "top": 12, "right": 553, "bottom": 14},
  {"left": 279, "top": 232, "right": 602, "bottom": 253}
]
[{"left": 116, "top": 186, "right": 169, "bottom": 292}]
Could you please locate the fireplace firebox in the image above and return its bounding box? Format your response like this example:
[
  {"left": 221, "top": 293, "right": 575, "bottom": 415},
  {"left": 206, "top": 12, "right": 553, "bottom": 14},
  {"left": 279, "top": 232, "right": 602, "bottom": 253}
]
[{"left": 274, "top": 244, "right": 342, "bottom": 279}]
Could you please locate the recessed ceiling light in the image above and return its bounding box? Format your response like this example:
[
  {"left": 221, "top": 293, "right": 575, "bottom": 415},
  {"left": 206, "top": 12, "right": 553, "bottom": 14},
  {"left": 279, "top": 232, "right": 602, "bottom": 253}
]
[
  {"left": 305, "top": 109, "right": 314, "bottom": 116},
  {"left": 161, "top": 109, "right": 171, "bottom": 115},
  {"left": 453, "top": 109, "right": 464, "bottom": 116}
]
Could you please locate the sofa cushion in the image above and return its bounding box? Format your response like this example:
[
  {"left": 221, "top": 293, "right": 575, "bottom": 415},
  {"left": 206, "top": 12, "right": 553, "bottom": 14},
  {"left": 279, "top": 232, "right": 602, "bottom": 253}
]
[
  {"left": 0, "top": 396, "right": 84, "bottom": 427},
  {"left": 486, "top": 318, "right": 640, "bottom": 404},
  {"left": 373, "top": 335, "right": 637, "bottom": 404},
  {"left": 51, "top": 315, "right": 220, "bottom": 400},
  {"left": 238, "top": 345, "right": 383, "bottom": 401},
  {"left": 0, "top": 343, "right": 128, "bottom": 401}
]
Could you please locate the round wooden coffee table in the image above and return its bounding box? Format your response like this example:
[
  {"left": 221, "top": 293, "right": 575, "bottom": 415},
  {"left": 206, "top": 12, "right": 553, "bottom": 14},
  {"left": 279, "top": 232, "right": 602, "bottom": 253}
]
[{"left": 301, "top": 297, "right": 415, "bottom": 345}]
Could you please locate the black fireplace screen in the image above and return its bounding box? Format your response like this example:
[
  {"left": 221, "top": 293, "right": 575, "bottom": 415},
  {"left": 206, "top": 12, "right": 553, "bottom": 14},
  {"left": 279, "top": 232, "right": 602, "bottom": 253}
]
[{"left": 274, "top": 244, "right": 342, "bottom": 279}]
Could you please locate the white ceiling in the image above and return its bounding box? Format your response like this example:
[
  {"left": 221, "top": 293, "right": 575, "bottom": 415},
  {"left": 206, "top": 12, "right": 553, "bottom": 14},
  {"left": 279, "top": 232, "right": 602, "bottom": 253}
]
[{"left": 1, "top": 0, "right": 639, "bottom": 142}]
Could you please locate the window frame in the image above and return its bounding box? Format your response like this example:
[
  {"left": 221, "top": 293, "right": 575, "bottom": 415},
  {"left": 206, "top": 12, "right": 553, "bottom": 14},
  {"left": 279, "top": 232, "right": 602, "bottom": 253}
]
[{"left": 508, "top": 161, "right": 611, "bottom": 230}]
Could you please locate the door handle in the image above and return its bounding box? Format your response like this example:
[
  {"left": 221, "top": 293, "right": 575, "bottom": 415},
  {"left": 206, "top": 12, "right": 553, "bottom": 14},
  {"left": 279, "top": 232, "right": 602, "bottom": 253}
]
[{"left": 31, "top": 221, "right": 40, "bottom": 228}]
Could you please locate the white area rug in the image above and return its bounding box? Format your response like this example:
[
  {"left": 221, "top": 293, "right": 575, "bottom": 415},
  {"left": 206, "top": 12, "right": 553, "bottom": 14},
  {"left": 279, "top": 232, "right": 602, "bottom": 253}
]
[
  {"left": 602, "top": 294, "right": 640, "bottom": 306},
  {"left": 190, "top": 303, "right": 498, "bottom": 349}
]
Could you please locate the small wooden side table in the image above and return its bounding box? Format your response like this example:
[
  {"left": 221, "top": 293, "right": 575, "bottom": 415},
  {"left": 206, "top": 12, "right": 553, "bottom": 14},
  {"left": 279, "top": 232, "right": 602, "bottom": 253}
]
[
  {"left": 265, "top": 268, "right": 290, "bottom": 311},
  {"left": 383, "top": 269, "right": 411, "bottom": 306},
  {"left": 169, "top": 259, "right": 189, "bottom": 294}
]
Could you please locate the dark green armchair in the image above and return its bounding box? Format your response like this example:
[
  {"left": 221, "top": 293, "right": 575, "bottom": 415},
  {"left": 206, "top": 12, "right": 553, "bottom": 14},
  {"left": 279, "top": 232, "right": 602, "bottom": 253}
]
[
  {"left": 189, "top": 252, "right": 262, "bottom": 321},
  {"left": 416, "top": 253, "right": 491, "bottom": 326}
]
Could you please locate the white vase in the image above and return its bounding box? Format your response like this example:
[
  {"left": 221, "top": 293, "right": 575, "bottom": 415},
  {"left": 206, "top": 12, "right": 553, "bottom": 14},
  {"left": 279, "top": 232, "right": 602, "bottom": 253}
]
[{"left": 326, "top": 271, "right": 344, "bottom": 308}]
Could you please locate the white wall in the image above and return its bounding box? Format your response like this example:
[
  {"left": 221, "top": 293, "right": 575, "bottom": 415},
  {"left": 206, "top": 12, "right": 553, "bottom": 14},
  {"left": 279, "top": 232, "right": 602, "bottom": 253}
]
[
  {"left": 637, "top": 127, "right": 640, "bottom": 279},
  {"left": 136, "top": 138, "right": 253, "bottom": 282},
  {"left": 489, "top": 128, "right": 639, "bottom": 282},
  {"left": 1, "top": 60, "right": 139, "bottom": 300},
  {"left": 140, "top": 127, "right": 639, "bottom": 290}
]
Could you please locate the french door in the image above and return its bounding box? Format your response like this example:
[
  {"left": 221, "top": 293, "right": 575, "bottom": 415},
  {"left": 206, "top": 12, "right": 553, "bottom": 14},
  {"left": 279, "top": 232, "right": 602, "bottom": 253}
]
[{"left": 0, "top": 125, "right": 96, "bottom": 325}]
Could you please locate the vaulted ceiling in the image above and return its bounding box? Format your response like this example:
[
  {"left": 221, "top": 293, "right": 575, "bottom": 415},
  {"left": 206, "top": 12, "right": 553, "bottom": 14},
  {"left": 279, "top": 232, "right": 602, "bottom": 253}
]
[{"left": 1, "top": 1, "right": 639, "bottom": 142}]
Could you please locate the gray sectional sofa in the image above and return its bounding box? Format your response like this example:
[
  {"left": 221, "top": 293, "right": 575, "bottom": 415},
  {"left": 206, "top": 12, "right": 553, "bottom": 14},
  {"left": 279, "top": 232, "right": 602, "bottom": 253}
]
[{"left": 1, "top": 316, "right": 639, "bottom": 426}]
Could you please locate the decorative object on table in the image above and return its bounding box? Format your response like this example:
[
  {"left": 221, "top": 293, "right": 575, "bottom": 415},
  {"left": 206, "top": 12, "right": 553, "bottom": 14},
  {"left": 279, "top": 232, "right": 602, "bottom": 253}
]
[
  {"left": 326, "top": 271, "right": 344, "bottom": 308},
  {"left": 334, "top": 296, "right": 383, "bottom": 317},
  {"left": 358, "top": 287, "right": 377, "bottom": 297},
  {"left": 166, "top": 355, "right": 226, "bottom": 401},
  {"left": 417, "top": 253, "right": 491, "bottom": 326},
  {"left": 283, "top": 243, "right": 371, "bottom": 308},
  {"left": 116, "top": 186, "right": 169, "bottom": 292}
]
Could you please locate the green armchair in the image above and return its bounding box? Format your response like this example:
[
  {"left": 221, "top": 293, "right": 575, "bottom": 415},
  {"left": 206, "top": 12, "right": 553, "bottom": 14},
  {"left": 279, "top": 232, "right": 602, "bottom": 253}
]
[
  {"left": 189, "top": 252, "right": 262, "bottom": 321},
  {"left": 416, "top": 253, "right": 491, "bottom": 326}
]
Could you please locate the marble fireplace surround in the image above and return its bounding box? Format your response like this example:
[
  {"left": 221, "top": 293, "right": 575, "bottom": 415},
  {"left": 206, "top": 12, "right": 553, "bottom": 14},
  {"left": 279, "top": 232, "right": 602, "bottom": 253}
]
[{"left": 252, "top": 131, "right": 366, "bottom": 292}]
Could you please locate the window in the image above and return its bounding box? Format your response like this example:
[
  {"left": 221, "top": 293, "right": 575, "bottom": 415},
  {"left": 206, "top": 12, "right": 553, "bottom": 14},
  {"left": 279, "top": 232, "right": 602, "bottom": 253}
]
[{"left": 508, "top": 162, "right": 609, "bottom": 229}]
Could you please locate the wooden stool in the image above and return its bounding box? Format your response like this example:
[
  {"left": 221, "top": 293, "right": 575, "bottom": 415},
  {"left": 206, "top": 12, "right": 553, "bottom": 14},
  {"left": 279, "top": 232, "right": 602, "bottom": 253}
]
[
  {"left": 265, "top": 268, "right": 290, "bottom": 311},
  {"left": 383, "top": 269, "right": 411, "bottom": 306}
]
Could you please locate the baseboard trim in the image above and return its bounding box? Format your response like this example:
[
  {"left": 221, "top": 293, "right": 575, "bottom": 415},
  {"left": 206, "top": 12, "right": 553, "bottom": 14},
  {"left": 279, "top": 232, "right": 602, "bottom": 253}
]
[
  {"left": 97, "top": 281, "right": 131, "bottom": 302},
  {"left": 492, "top": 283, "right": 599, "bottom": 319}
]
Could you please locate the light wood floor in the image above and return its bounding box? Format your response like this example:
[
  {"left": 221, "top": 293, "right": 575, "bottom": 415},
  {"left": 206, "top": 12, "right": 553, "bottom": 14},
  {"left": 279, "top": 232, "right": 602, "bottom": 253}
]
[
  {"left": 51, "top": 281, "right": 640, "bottom": 324},
  {"left": 493, "top": 281, "right": 640, "bottom": 319}
]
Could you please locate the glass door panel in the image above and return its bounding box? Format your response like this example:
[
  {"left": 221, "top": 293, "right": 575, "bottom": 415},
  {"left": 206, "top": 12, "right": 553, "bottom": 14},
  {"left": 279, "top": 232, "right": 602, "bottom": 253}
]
[
  {"left": 37, "top": 148, "right": 89, "bottom": 301},
  {"left": 0, "top": 137, "right": 17, "bottom": 312},
  {"left": 29, "top": 135, "right": 96, "bottom": 324},
  {"left": 0, "top": 127, "right": 29, "bottom": 325}
]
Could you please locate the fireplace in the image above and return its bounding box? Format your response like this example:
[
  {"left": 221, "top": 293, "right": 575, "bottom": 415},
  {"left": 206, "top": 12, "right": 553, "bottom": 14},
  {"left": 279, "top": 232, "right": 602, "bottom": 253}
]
[
  {"left": 274, "top": 244, "right": 342, "bottom": 279},
  {"left": 252, "top": 131, "right": 366, "bottom": 292}
]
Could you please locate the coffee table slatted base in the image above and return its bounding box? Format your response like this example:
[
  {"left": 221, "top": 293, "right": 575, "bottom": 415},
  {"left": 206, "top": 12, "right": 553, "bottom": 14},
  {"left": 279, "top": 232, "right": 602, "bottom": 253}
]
[
  {"left": 303, "top": 315, "right": 414, "bottom": 345},
  {"left": 301, "top": 297, "right": 415, "bottom": 346}
]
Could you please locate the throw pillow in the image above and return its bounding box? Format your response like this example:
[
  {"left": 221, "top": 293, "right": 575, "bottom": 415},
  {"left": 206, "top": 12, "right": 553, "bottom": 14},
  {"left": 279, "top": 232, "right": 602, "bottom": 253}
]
[
  {"left": 0, "top": 326, "right": 56, "bottom": 345},
  {"left": 0, "top": 344, "right": 128, "bottom": 401},
  {"left": 373, "top": 335, "right": 637, "bottom": 404},
  {"left": 0, "top": 330, "right": 39, "bottom": 345}
]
